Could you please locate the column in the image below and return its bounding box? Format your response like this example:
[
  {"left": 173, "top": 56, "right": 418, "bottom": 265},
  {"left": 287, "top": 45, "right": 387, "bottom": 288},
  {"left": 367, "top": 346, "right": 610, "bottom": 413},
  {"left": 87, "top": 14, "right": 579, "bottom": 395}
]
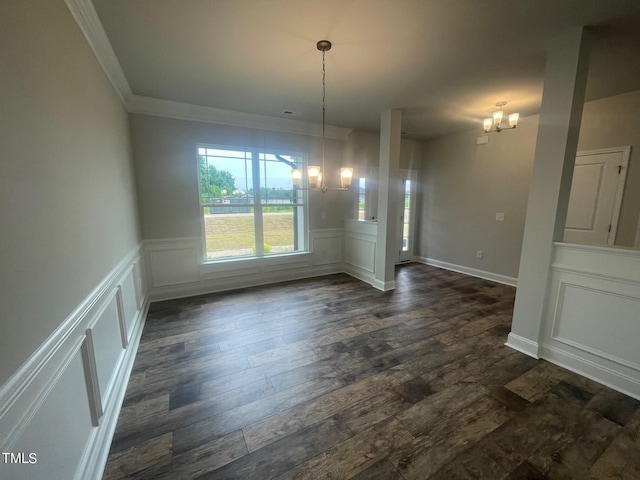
[
  {"left": 374, "top": 109, "right": 402, "bottom": 290},
  {"left": 508, "top": 28, "right": 592, "bottom": 356}
]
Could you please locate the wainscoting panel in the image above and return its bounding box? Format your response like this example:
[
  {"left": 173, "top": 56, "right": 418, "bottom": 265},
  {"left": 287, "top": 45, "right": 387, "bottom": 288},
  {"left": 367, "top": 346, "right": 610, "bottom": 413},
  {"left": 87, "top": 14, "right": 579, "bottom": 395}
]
[
  {"left": 90, "top": 290, "right": 126, "bottom": 408},
  {"left": 0, "top": 244, "right": 148, "bottom": 480},
  {"left": 149, "top": 247, "right": 200, "bottom": 287},
  {"left": 147, "top": 231, "right": 345, "bottom": 301},
  {"left": 343, "top": 220, "right": 378, "bottom": 287},
  {"left": 3, "top": 342, "right": 95, "bottom": 480},
  {"left": 539, "top": 243, "right": 640, "bottom": 400},
  {"left": 118, "top": 265, "right": 140, "bottom": 343},
  {"left": 311, "top": 229, "right": 343, "bottom": 266}
]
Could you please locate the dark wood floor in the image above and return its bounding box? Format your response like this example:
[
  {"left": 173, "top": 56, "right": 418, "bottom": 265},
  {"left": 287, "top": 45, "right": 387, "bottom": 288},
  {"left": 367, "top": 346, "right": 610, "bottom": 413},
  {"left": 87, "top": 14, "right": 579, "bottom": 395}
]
[{"left": 103, "top": 264, "right": 640, "bottom": 479}]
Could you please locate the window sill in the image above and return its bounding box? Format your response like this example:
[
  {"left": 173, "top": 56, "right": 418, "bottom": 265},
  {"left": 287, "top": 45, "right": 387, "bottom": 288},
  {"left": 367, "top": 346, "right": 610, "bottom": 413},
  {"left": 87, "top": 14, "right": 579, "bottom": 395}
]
[{"left": 201, "top": 251, "right": 312, "bottom": 269}]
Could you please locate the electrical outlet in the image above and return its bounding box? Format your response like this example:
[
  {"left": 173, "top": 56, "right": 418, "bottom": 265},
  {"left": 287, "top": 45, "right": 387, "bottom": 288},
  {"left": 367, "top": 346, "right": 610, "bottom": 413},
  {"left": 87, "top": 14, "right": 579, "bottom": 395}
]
[{"left": 476, "top": 250, "right": 483, "bottom": 258}]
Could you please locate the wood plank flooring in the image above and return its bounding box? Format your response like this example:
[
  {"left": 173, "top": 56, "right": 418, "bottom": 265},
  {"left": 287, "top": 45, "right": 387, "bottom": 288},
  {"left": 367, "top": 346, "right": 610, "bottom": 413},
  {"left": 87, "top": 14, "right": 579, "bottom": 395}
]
[{"left": 103, "top": 264, "right": 640, "bottom": 479}]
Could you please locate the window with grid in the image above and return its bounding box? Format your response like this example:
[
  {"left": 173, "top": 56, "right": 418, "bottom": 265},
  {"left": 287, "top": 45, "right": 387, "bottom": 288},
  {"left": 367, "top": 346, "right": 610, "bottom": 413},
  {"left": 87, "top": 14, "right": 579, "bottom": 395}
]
[{"left": 197, "top": 146, "right": 307, "bottom": 261}]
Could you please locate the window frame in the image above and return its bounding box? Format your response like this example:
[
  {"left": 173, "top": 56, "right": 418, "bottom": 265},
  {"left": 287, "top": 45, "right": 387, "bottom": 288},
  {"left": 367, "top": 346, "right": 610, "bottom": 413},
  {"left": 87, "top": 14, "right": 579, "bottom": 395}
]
[{"left": 196, "top": 144, "right": 308, "bottom": 263}]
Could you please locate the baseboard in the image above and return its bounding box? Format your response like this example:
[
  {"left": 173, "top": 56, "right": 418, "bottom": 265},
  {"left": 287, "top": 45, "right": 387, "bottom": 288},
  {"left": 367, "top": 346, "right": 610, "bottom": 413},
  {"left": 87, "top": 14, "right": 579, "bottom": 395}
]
[
  {"left": 145, "top": 233, "right": 346, "bottom": 302},
  {"left": 413, "top": 256, "right": 518, "bottom": 287},
  {"left": 150, "top": 263, "right": 344, "bottom": 302},
  {"left": 505, "top": 332, "right": 540, "bottom": 359},
  {"left": 540, "top": 343, "right": 640, "bottom": 401}
]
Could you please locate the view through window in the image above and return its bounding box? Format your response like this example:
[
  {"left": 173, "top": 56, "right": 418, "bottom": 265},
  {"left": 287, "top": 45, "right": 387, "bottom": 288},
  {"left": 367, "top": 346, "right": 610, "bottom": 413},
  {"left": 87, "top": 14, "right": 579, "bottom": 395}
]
[
  {"left": 197, "top": 146, "right": 306, "bottom": 260},
  {"left": 358, "top": 177, "right": 366, "bottom": 220},
  {"left": 402, "top": 179, "right": 411, "bottom": 251}
]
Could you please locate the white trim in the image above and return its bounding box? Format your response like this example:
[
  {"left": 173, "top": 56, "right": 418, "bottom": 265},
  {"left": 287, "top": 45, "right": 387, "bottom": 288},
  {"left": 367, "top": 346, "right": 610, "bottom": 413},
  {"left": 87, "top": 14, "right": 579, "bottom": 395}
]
[
  {"left": 549, "top": 281, "right": 640, "bottom": 372},
  {"left": 0, "top": 243, "right": 143, "bottom": 422},
  {"left": 554, "top": 241, "right": 640, "bottom": 257},
  {"left": 128, "top": 95, "right": 352, "bottom": 140},
  {"left": 64, "top": 0, "right": 132, "bottom": 104},
  {"left": 505, "top": 333, "right": 540, "bottom": 359},
  {"left": 81, "top": 331, "right": 102, "bottom": 427},
  {"left": 539, "top": 343, "right": 640, "bottom": 401},
  {"left": 372, "top": 278, "right": 396, "bottom": 291},
  {"left": 77, "top": 302, "right": 148, "bottom": 480},
  {"left": 65, "top": 1, "right": 353, "bottom": 139},
  {"left": 413, "top": 256, "right": 518, "bottom": 287},
  {"left": 344, "top": 264, "right": 378, "bottom": 290},
  {"left": 0, "top": 243, "right": 148, "bottom": 479}
]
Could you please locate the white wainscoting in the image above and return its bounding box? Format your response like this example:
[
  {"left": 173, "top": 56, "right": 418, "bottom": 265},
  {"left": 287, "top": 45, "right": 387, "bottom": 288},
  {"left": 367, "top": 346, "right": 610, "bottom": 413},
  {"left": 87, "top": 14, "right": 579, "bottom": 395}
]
[
  {"left": 539, "top": 243, "right": 640, "bottom": 400},
  {"left": 146, "top": 230, "right": 345, "bottom": 301},
  {"left": 0, "top": 245, "right": 148, "bottom": 480},
  {"left": 343, "top": 220, "right": 378, "bottom": 288}
]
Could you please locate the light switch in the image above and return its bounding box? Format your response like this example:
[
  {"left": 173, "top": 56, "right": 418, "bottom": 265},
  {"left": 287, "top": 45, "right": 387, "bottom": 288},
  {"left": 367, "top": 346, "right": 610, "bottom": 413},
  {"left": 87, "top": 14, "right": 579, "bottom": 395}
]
[{"left": 496, "top": 213, "right": 505, "bottom": 221}]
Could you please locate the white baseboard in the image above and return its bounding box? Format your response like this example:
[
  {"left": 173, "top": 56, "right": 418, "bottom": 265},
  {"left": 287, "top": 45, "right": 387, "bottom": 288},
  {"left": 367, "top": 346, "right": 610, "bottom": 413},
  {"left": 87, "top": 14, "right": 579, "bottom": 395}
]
[
  {"left": 150, "top": 263, "right": 343, "bottom": 302},
  {"left": 540, "top": 343, "right": 640, "bottom": 401},
  {"left": 413, "top": 256, "right": 518, "bottom": 287},
  {"left": 505, "top": 332, "right": 540, "bottom": 359},
  {"left": 145, "top": 233, "right": 346, "bottom": 302}
]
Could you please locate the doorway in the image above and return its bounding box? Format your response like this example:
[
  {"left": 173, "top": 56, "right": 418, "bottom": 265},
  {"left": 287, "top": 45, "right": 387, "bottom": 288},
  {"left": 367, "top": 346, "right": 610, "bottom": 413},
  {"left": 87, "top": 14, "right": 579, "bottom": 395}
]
[{"left": 397, "top": 170, "right": 417, "bottom": 263}]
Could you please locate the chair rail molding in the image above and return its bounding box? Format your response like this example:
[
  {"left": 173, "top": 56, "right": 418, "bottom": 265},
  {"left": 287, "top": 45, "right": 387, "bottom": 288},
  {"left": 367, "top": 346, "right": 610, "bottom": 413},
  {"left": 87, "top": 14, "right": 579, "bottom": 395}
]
[{"left": 0, "top": 243, "right": 149, "bottom": 480}]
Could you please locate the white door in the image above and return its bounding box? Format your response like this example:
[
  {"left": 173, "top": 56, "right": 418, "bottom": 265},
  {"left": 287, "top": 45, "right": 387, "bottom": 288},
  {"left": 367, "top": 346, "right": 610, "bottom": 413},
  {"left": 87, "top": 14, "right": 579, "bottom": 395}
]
[
  {"left": 397, "top": 173, "right": 416, "bottom": 263},
  {"left": 563, "top": 147, "right": 629, "bottom": 245}
]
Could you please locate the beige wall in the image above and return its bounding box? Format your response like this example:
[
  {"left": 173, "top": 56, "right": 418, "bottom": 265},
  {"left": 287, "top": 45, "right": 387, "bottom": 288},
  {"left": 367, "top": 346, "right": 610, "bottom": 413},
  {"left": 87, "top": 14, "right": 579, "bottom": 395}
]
[
  {"left": 416, "top": 116, "right": 538, "bottom": 278},
  {"left": 577, "top": 89, "right": 640, "bottom": 247},
  {"left": 417, "top": 88, "right": 640, "bottom": 280},
  {"left": 0, "top": 0, "right": 140, "bottom": 385},
  {"left": 129, "top": 114, "right": 353, "bottom": 240}
]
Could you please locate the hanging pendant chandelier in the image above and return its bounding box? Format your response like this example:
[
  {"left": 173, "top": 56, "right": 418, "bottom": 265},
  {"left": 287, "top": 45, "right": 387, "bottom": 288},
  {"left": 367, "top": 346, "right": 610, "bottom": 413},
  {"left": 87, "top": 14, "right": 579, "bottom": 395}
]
[{"left": 291, "top": 40, "right": 353, "bottom": 192}]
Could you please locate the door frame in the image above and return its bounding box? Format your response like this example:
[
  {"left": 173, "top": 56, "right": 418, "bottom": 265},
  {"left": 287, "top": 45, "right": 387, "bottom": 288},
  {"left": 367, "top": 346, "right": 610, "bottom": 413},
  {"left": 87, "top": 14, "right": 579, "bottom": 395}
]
[{"left": 397, "top": 169, "right": 418, "bottom": 264}]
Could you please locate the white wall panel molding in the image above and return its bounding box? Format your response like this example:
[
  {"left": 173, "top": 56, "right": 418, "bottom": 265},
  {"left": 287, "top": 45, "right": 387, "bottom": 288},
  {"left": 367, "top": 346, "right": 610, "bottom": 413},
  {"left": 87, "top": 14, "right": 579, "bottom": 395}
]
[
  {"left": 343, "top": 221, "right": 378, "bottom": 288},
  {"left": 552, "top": 242, "right": 640, "bottom": 282},
  {"left": 549, "top": 281, "right": 640, "bottom": 369},
  {"left": 81, "top": 331, "right": 102, "bottom": 427},
  {"left": 146, "top": 234, "right": 344, "bottom": 301},
  {"left": 345, "top": 236, "right": 376, "bottom": 273},
  {"left": 0, "top": 243, "right": 148, "bottom": 479},
  {"left": 310, "top": 229, "right": 343, "bottom": 266},
  {"left": 413, "top": 256, "right": 519, "bottom": 287},
  {"left": 539, "top": 243, "right": 640, "bottom": 400}
]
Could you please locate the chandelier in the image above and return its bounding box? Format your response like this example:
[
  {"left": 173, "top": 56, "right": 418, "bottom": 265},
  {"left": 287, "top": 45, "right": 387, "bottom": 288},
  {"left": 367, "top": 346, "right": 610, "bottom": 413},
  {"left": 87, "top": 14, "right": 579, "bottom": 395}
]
[
  {"left": 483, "top": 101, "right": 519, "bottom": 133},
  {"left": 291, "top": 40, "right": 353, "bottom": 192}
]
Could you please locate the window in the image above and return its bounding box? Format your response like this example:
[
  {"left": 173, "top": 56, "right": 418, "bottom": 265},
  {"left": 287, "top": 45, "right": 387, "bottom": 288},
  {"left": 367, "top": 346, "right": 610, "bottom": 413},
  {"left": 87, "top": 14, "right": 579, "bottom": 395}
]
[
  {"left": 402, "top": 179, "right": 411, "bottom": 251},
  {"left": 197, "top": 146, "right": 306, "bottom": 261},
  {"left": 358, "top": 177, "right": 366, "bottom": 220}
]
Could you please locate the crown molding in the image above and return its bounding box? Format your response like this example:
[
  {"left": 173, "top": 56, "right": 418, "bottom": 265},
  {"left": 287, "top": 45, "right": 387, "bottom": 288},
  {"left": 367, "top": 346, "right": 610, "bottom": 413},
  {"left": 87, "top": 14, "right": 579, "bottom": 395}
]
[
  {"left": 126, "top": 95, "right": 352, "bottom": 140},
  {"left": 66, "top": 0, "right": 352, "bottom": 141},
  {"left": 64, "top": 0, "right": 132, "bottom": 104}
]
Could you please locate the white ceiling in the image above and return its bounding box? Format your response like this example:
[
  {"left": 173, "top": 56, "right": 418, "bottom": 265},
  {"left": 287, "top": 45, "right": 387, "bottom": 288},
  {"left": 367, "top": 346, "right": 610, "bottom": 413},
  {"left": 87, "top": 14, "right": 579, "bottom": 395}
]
[{"left": 91, "top": 0, "right": 640, "bottom": 140}]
